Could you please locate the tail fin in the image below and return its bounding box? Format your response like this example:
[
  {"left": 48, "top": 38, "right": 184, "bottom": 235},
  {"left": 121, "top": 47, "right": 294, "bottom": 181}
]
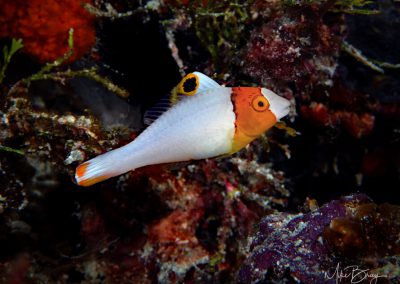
[
  {"left": 75, "top": 155, "right": 114, "bottom": 187},
  {"left": 75, "top": 140, "right": 145, "bottom": 186}
]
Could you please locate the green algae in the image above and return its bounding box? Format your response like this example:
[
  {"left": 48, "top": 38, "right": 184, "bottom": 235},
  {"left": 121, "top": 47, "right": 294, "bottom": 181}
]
[
  {"left": 284, "top": 0, "right": 379, "bottom": 14},
  {"left": 23, "top": 28, "right": 129, "bottom": 98},
  {"left": 332, "top": 0, "right": 379, "bottom": 14},
  {"left": 0, "top": 145, "right": 24, "bottom": 155},
  {"left": 0, "top": 38, "right": 23, "bottom": 84},
  {"left": 191, "top": 0, "right": 254, "bottom": 72}
]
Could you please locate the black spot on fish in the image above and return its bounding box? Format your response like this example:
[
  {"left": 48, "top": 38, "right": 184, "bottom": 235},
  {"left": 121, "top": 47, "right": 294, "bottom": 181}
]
[{"left": 183, "top": 77, "right": 197, "bottom": 93}]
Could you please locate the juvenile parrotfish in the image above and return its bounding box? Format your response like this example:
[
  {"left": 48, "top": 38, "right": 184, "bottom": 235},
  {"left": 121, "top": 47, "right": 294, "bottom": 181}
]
[{"left": 75, "top": 72, "right": 290, "bottom": 186}]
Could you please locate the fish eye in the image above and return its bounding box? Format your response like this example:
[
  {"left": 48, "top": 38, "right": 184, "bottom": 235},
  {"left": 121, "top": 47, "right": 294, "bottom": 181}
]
[
  {"left": 251, "top": 96, "right": 270, "bottom": 112},
  {"left": 178, "top": 73, "right": 199, "bottom": 96}
]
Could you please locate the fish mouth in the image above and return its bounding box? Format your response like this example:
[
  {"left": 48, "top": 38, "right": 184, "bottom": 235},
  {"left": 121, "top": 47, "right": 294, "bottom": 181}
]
[
  {"left": 261, "top": 88, "right": 291, "bottom": 120},
  {"left": 277, "top": 104, "right": 291, "bottom": 120}
]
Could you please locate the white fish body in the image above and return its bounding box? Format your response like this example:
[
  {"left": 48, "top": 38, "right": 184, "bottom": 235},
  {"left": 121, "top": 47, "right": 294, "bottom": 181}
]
[
  {"left": 76, "top": 85, "right": 235, "bottom": 186},
  {"left": 75, "top": 72, "right": 291, "bottom": 186}
]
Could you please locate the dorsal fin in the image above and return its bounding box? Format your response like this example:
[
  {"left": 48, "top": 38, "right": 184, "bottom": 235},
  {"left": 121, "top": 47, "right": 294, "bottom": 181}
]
[
  {"left": 194, "top": 71, "right": 221, "bottom": 90},
  {"left": 143, "top": 72, "right": 221, "bottom": 126},
  {"left": 143, "top": 97, "right": 171, "bottom": 125}
]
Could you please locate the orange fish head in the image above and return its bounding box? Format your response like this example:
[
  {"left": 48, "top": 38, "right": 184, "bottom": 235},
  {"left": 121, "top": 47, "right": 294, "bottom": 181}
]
[{"left": 231, "top": 87, "right": 290, "bottom": 152}]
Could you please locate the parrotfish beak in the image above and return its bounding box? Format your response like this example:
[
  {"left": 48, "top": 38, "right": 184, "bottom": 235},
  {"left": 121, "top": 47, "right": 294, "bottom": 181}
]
[{"left": 261, "top": 88, "right": 291, "bottom": 120}]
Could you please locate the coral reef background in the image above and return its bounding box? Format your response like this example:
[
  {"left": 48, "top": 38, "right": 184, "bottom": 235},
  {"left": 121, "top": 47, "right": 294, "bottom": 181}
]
[{"left": 0, "top": 0, "right": 399, "bottom": 283}]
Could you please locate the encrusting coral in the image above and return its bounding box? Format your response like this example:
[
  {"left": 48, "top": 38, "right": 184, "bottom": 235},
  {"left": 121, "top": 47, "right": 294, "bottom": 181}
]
[{"left": 237, "top": 194, "right": 400, "bottom": 283}]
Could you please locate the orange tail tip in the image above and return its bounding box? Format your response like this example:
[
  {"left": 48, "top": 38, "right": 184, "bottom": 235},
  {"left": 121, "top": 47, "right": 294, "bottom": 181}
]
[{"left": 75, "top": 162, "right": 110, "bottom": 187}]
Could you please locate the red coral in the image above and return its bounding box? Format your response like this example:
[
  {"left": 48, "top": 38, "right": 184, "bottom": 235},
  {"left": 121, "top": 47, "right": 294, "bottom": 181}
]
[
  {"left": 300, "top": 102, "right": 337, "bottom": 127},
  {"left": 340, "top": 112, "right": 375, "bottom": 138},
  {"left": 149, "top": 209, "right": 204, "bottom": 245},
  {"left": 301, "top": 102, "right": 375, "bottom": 138},
  {"left": 0, "top": 0, "right": 95, "bottom": 63}
]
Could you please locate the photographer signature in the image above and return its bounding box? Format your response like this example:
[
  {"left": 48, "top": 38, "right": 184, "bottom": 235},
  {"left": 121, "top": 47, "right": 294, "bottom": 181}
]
[{"left": 324, "top": 263, "right": 388, "bottom": 283}]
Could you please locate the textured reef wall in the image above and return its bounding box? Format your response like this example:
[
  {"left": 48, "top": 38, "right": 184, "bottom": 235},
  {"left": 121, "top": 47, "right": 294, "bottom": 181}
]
[{"left": 0, "top": 0, "right": 399, "bottom": 283}]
